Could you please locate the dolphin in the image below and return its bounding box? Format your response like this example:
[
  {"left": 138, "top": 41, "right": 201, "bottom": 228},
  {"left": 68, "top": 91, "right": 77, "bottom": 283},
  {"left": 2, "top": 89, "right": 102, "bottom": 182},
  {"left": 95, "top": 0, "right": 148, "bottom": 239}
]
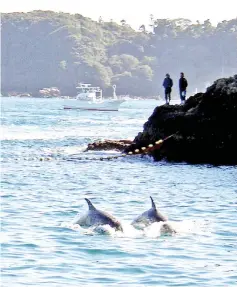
[
  {"left": 131, "top": 196, "right": 168, "bottom": 228},
  {"left": 73, "top": 198, "right": 123, "bottom": 232}
]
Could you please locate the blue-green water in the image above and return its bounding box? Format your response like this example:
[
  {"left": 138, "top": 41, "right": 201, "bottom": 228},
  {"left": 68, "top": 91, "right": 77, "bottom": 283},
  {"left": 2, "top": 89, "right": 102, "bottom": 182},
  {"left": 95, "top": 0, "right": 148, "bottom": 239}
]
[{"left": 1, "top": 98, "right": 237, "bottom": 286}]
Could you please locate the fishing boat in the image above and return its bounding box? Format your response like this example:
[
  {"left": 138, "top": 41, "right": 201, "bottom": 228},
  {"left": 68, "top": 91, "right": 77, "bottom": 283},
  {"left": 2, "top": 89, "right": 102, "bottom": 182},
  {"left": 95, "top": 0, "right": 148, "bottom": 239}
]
[{"left": 63, "top": 84, "right": 125, "bottom": 111}]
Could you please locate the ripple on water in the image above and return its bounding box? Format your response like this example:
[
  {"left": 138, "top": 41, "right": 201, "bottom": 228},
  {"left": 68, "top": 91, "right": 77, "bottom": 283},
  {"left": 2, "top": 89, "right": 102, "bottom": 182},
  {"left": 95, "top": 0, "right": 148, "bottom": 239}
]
[{"left": 1, "top": 98, "right": 237, "bottom": 286}]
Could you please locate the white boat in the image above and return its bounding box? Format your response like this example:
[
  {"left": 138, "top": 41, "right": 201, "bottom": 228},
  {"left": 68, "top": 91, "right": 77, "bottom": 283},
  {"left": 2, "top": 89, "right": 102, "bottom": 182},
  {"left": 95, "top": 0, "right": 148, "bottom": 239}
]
[{"left": 63, "top": 84, "right": 125, "bottom": 111}]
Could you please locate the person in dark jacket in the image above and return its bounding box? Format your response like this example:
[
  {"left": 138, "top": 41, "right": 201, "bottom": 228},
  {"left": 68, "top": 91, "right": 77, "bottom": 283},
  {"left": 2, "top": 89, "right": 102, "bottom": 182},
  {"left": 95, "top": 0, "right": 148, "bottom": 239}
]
[
  {"left": 163, "top": 73, "right": 173, "bottom": 105},
  {"left": 179, "top": 72, "right": 188, "bottom": 104}
]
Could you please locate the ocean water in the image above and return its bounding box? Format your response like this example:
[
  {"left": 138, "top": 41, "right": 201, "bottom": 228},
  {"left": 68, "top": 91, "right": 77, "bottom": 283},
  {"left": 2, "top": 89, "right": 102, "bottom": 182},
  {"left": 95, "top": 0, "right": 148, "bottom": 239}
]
[{"left": 1, "top": 97, "right": 237, "bottom": 287}]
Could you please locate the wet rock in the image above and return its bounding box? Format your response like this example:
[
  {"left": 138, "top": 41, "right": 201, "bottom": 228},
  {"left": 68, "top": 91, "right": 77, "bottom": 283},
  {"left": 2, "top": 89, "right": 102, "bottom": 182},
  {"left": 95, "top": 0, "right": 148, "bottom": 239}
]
[
  {"left": 85, "top": 139, "right": 133, "bottom": 152},
  {"left": 124, "top": 75, "right": 237, "bottom": 165},
  {"left": 38, "top": 87, "right": 61, "bottom": 98}
]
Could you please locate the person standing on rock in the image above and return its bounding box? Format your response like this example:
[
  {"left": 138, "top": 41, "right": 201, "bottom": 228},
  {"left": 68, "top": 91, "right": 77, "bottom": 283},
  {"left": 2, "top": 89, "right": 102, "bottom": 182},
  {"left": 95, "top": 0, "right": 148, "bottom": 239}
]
[
  {"left": 179, "top": 72, "right": 188, "bottom": 104},
  {"left": 163, "top": 73, "right": 173, "bottom": 105}
]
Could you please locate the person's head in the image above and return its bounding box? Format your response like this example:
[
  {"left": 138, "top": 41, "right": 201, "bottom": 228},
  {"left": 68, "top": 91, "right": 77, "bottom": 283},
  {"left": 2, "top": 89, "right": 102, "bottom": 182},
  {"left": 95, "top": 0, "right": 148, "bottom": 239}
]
[
  {"left": 166, "top": 73, "right": 170, "bottom": 78},
  {"left": 180, "top": 72, "right": 184, "bottom": 78}
]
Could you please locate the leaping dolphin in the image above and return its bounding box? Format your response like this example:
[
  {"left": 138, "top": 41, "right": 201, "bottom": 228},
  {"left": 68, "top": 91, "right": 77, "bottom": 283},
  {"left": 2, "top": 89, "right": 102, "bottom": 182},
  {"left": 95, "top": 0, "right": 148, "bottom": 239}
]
[
  {"left": 131, "top": 196, "right": 167, "bottom": 228},
  {"left": 73, "top": 198, "right": 123, "bottom": 232}
]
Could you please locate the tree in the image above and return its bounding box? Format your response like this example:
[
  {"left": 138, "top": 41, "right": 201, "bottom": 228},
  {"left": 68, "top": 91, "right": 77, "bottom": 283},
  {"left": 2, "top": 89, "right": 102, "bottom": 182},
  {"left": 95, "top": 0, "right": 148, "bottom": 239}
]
[
  {"left": 149, "top": 14, "right": 154, "bottom": 32},
  {"left": 139, "top": 24, "right": 146, "bottom": 33},
  {"left": 1, "top": 11, "right": 237, "bottom": 98},
  {"left": 120, "top": 19, "right": 126, "bottom": 26},
  {"left": 132, "top": 65, "right": 153, "bottom": 81},
  {"left": 98, "top": 16, "right": 103, "bottom": 24},
  {"left": 120, "top": 54, "right": 139, "bottom": 71}
]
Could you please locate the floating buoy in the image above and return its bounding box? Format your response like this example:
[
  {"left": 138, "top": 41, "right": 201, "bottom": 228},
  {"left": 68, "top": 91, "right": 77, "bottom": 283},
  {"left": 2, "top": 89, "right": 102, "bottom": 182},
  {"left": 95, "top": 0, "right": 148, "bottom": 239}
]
[
  {"left": 148, "top": 144, "right": 153, "bottom": 148},
  {"left": 155, "top": 140, "right": 163, "bottom": 145},
  {"left": 141, "top": 147, "right": 146, "bottom": 150},
  {"left": 135, "top": 149, "right": 140, "bottom": 153}
]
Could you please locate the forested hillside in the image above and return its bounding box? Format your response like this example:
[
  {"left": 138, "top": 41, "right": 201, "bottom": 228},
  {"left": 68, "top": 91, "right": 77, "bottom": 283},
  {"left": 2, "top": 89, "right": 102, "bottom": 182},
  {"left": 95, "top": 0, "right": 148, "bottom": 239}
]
[{"left": 1, "top": 11, "right": 237, "bottom": 98}]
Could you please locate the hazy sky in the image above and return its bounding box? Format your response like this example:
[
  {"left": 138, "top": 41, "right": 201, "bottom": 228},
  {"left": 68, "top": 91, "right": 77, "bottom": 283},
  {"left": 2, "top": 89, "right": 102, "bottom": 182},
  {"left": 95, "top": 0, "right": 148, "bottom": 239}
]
[{"left": 1, "top": 0, "right": 237, "bottom": 29}]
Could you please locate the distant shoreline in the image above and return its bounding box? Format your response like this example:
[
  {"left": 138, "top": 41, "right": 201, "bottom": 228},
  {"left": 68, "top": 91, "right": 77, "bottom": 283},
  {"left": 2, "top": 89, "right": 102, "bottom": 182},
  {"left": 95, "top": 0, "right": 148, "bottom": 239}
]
[{"left": 1, "top": 94, "right": 162, "bottom": 100}]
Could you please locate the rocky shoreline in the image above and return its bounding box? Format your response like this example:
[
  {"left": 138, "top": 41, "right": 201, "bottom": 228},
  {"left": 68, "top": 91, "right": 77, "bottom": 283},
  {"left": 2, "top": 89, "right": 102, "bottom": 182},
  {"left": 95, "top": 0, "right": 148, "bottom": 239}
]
[
  {"left": 85, "top": 139, "right": 133, "bottom": 152},
  {"left": 87, "top": 75, "right": 237, "bottom": 165}
]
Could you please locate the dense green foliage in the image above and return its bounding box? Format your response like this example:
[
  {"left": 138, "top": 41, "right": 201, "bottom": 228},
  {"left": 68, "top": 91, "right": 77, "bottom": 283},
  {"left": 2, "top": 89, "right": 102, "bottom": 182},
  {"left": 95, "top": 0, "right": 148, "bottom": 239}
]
[{"left": 1, "top": 11, "right": 237, "bottom": 98}]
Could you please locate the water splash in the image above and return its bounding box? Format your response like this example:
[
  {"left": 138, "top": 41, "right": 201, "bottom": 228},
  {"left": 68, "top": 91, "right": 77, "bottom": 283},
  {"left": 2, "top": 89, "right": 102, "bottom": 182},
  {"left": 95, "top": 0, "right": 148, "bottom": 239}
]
[{"left": 61, "top": 218, "right": 210, "bottom": 239}]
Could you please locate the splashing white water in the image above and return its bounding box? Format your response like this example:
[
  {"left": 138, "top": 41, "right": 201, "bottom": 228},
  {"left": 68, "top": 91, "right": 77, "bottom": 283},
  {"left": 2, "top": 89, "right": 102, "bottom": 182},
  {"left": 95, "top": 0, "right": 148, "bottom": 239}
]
[{"left": 61, "top": 218, "right": 210, "bottom": 239}]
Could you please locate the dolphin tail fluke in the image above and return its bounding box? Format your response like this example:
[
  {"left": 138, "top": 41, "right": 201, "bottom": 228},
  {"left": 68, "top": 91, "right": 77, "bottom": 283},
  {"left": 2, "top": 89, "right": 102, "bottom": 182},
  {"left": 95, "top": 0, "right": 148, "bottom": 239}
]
[
  {"left": 150, "top": 196, "right": 156, "bottom": 209},
  {"left": 85, "top": 198, "right": 96, "bottom": 210}
]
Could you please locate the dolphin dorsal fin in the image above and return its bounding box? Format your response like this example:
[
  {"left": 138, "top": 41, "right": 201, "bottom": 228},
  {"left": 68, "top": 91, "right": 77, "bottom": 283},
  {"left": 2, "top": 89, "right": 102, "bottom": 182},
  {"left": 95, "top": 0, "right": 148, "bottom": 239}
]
[
  {"left": 85, "top": 198, "right": 96, "bottom": 210},
  {"left": 150, "top": 196, "right": 157, "bottom": 209}
]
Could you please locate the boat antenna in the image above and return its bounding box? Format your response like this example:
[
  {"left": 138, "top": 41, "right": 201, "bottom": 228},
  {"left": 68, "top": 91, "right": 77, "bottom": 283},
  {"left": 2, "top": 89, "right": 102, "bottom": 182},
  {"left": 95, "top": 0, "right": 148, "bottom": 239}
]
[{"left": 112, "top": 85, "right": 117, "bottom": 100}]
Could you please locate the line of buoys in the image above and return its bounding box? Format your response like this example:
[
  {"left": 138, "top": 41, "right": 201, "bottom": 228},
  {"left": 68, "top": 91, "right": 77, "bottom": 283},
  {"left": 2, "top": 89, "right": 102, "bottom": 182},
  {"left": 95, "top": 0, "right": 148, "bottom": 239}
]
[
  {"left": 120, "top": 133, "right": 174, "bottom": 156},
  {"left": 12, "top": 154, "right": 127, "bottom": 162},
  {"left": 11, "top": 134, "right": 174, "bottom": 162}
]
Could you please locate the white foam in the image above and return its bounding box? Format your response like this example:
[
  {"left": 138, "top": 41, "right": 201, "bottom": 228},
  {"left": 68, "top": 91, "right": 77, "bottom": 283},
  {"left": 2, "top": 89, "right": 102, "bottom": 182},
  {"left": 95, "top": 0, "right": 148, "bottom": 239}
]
[
  {"left": 62, "top": 218, "right": 211, "bottom": 239},
  {"left": 1, "top": 126, "right": 69, "bottom": 141},
  {"left": 42, "top": 145, "right": 88, "bottom": 156}
]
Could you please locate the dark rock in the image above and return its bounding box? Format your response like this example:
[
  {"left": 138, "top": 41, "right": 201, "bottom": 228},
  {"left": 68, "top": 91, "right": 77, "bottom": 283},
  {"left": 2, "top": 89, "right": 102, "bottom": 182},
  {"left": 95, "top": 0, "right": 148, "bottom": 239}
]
[
  {"left": 124, "top": 75, "right": 237, "bottom": 165},
  {"left": 85, "top": 139, "right": 133, "bottom": 152}
]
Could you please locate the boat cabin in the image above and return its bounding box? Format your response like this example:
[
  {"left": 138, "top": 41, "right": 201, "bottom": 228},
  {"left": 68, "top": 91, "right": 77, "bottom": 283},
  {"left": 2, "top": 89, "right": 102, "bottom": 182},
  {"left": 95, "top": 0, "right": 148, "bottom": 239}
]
[{"left": 76, "top": 84, "right": 102, "bottom": 102}]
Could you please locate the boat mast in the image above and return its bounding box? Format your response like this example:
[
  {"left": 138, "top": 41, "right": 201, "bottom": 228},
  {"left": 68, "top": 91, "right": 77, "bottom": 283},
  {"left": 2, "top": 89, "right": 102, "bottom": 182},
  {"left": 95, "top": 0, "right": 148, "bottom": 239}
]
[{"left": 112, "top": 85, "right": 117, "bottom": 100}]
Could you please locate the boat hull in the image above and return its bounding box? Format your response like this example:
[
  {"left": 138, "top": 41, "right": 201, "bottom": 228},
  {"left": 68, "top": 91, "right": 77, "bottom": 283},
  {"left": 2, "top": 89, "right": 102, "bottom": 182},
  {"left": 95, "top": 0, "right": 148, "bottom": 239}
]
[{"left": 63, "top": 99, "right": 125, "bottom": 111}]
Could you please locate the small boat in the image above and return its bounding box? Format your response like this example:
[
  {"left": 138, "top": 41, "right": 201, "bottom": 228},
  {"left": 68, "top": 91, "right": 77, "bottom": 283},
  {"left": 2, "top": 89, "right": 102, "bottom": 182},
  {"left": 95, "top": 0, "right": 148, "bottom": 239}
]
[{"left": 63, "top": 84, "right": 125, "bottom": 111}]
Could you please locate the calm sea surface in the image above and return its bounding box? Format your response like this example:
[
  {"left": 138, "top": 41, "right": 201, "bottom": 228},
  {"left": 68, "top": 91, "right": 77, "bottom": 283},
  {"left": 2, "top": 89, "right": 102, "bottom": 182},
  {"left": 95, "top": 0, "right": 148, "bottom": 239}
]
[{"left": 1, "top": 98, "right": 237, "bottom": 287}]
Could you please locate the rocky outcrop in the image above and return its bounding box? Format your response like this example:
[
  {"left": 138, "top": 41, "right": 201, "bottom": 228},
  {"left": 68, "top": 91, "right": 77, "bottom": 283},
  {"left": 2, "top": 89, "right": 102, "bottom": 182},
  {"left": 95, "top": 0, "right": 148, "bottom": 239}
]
[
  {"left": 124, "top": 75, "right": 237, "bottom": 165},
  {"left": 38, "top": 87, "right": 61, "bottom": 98},
  {"left": 86, "top": 139, "right": 133, "bottom": 152}
]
